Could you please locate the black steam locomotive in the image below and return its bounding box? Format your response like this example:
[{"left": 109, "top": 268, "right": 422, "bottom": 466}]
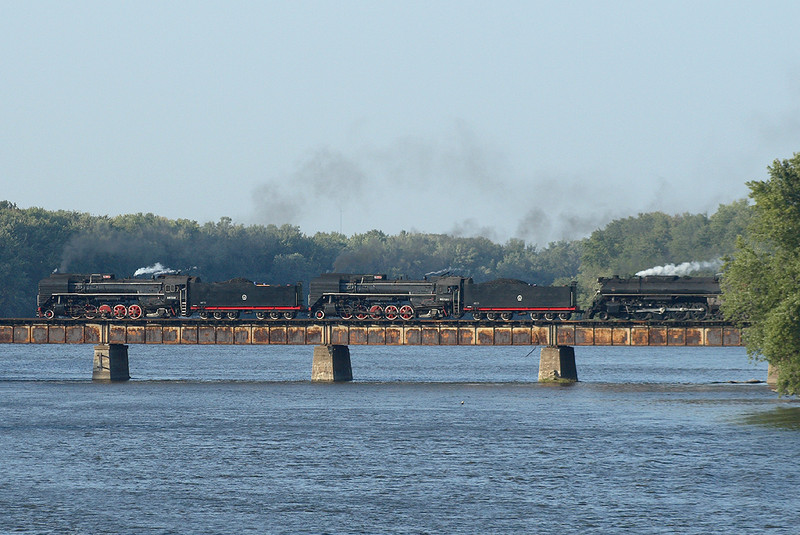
[
  {"left": 37, "top": 271, "right": 721, "bottom": 322},
  {"left": 306, "top": 274, "right": 578, "bottom": 321},
  {"left": 37, "top": 271, "right": 578, "bottom": 321},
  {"left": 37, "top": 273, "right": 303, "bottom": 320},
  {"left": 585, "top": 275, "right": 722, "bottom": 320}
]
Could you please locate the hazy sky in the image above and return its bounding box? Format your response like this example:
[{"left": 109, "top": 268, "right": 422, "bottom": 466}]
[{"left": 2, "top": 1, "right": 799, "bottom": 245}]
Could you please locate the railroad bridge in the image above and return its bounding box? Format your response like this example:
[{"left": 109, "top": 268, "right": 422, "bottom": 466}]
[{"left": 0, "top": 318, "right": 746, "bottom": 382}]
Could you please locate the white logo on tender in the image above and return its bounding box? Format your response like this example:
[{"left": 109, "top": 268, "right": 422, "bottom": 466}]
[
  {"left": 517, "top": 295, "right": 523, "bottom": 301},
  {"left": 242, "top": 294, "right": 248, "bottom": 301}
]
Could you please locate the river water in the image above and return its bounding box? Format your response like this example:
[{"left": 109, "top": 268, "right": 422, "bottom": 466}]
[{"left": 1, "top": 344, "right": 798, "bottom": 534}]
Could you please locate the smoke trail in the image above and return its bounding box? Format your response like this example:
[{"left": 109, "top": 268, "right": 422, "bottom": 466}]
[
  {"left": 635, "top": 260, "right": 723, "bottom": 277},
  {"left": 134, "top": 263, "right": 177, "bottom": 277}
]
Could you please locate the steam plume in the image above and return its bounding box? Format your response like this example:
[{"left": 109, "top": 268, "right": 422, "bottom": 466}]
[
  {"left": 635, "top": 260, "right": 722, "bottom": 277},
  {"left": 134, "top": 263, "right": 177, "bottom": 277}
]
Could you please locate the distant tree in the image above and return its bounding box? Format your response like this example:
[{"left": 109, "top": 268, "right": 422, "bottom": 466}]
[{"left": 722, "top": 153, "right": 800, "bottom": 395}]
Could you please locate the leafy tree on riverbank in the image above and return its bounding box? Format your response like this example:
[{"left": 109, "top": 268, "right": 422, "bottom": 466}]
[{"left": 722, "top": 153, "right": 800, "bottom": 395}]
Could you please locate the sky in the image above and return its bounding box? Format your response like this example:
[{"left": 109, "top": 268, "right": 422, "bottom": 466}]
[{"left": 2, "top": 1, "right": 799, "bottom": 246}]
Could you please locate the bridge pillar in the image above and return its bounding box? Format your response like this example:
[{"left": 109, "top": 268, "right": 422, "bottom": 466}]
[
  {"left": 312, "top": 345, "right": 352, "bottom": 382},
  {"left": 767, "top": 363, "right": 779, "bottom": 389},
  {"left": 538, "top": 346, "right": 578, "bottom": 382},
  {"left": 93, "top": 344, "right": 130, "bottom": 381}
]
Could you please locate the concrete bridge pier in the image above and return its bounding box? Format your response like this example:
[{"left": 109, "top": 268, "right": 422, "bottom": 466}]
[
  {"left": 312, "top": 345, "right": 353, "bottom": 382},
  {"left": 538, "top": 346, "right": 578, "bottom": 383},
  {"left": 93, "top": 344, "right": 130, "bottom": 381}
]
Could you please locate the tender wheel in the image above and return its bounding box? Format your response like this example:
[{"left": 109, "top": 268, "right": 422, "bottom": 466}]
[
  {"left": 558, "top": 312, "right": 572, "bottom": 321},
  {"left": 500, "top": 312, "right": 514, "bottom": 321},
  {"left": 212, "top": 311, "right": 224, "bottom": 320},
  {"left": 113, "top": 304, "right": 127, "bottom": 319},
  {"left": 529, "top": 312, "right": 541, "bottom": 321},
  {"left": 128, "top": 305, "right": 143, "bottom": 319},
  {"left": 472, "top": 312, "right": 484, "bottom": 320},
  {"left": 384, "top": 305, "right": 399, "bottom": 320},
  {"left": 269, "top": 311, "right": 281, "bottom": 320},
  {"left": 399, "top": 305, "right": 415, "bottom": 320},
  {"left": 369, "top": 305, "right": 383, "bottom": 320},
  {"left": 313, "top": 309, "right": 325, "bottom": 320},
  {"left": 256, "top": 311, "right": 267, "bottom": 320},
  {"left": 283, "top": 311, "right": 296, "bottom": 320},
  {"left": 543, "top": 312, "right": 555, "bottom": 321},
  {"left": 199, "top": 311, "right": 209, "bottom": 319},
  {"left": 226, "top": 311, "right": 240, "bottom": 320},
  {"left": 486, "top": 312, "right": 498, "bottom": 321}
]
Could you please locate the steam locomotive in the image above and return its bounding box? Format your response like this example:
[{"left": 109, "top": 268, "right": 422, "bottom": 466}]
[
  {"left": 584, "top": 275, "right": 722, "bottom": 320},
  {"left": 306, "top": 274, "right": 577, "bottom": 321},
  {"left": 37, "top": 273, "right": 303, "bottom": 320},
  {"left": 37, "top": 272, "right": 578, "bottom": 321},
  {"left": 36, "top": 271, "right": 722, "bottom": 322}
]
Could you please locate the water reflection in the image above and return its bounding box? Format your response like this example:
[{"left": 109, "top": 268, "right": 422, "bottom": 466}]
[{"left": 740, "top": 406, "right": 800, "bottom": 430}]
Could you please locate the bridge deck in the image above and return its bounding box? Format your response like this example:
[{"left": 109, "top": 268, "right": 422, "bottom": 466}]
[{"left": 0, "top": 319, "right": 743, "bottom": 347}]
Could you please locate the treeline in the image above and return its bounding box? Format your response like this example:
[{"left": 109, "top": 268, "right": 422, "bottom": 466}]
[{"left": 0, "top": 199, "right": 751, "bottom": 317}]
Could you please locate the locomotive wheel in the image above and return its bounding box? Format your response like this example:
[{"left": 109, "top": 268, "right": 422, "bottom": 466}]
[
  {"left": 597, "top": 311, "right": 610, "bottom": 321},
  {"left": 84, "top": 305, "right": 98, "bottom": 319},
  {"left": 212, "top": 311, "right": 224, "bottom": 320},
  {"left": 500, "top": 312, "right": 514, "bottom": 321},
  {"left": 369, "top": 305, "right": 383, "bottom": 320},
  {"left": 226, "top": 311, "right": 240, "bottom": 320},
  {"left": 355, "top": 305, "right": 369, "bottom": 321},
  {"left": 43, "top": 309, "right": 55, "bottom": 320},
  {"left": 283, "top": 311, "right": 295, "bottom": 320},
  {"left": 313, "top": 309, "right": 325, "bottom": 320},
  {"left": 340, "top": 310, "right": 353, "bottom": 320},
  {"left": 113, "top": 304, "right": 127, "bottom": 319},
  {"left": 128, "top": 305, "right": 143, "bottom": 319},
  {"left": 632, "top": 311, "right": 652, "bottom": 321},
  {"left": 384, "top": 305, "right": 399, "bottom": 320},
  {"left": 399, "top": 305, "right": 415, "bottom": 320},
  {"left": 690, "top": 305, "right": 708, "bottom": 320},
  {"left": 99, "top": 304, "right": 113, "bottom": 318}
]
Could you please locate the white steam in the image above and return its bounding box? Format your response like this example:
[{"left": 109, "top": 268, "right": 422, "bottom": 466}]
[
  {"left": 134, "top": 262, "right": 178, "bottom": 277},
  {"left": 635, "top": 260, "right": 723, "bottom": 277}
]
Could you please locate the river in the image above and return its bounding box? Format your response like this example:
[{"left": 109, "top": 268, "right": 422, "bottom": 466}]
[{"left": 1, "top": 344, "right": 798, "bottom": 534}]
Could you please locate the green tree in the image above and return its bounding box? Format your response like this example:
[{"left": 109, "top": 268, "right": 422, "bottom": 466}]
[{"left": 722, "top": 153, "right": 800, "bottom": 395}]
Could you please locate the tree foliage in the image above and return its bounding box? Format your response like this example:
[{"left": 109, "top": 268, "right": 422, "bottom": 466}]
[
  {"left": 0, "top": 199, "right": 751, "bottom": 319},
  {"left": 722, "top": 154, "right": 800, "bottom": 395}
]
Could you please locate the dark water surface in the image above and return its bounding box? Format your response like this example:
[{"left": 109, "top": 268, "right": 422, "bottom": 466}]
[{"left": 1, "top": 345, "right": 798, "bottom": 534}]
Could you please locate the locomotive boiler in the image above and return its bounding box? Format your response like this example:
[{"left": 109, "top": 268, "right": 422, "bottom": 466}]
[{"left": 585, "top": 275, "right": 722, "bottom": 320}]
